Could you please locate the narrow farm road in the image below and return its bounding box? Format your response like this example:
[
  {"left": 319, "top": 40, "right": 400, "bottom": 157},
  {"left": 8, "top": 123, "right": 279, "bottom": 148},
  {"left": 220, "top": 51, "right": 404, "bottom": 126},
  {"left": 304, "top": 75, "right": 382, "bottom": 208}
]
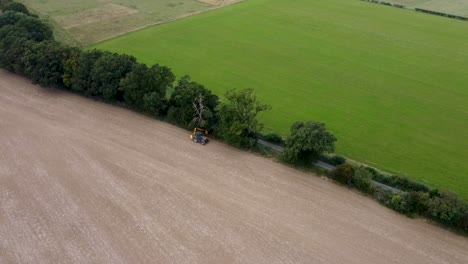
[{"left": 0, "top": 70, "right": 467, "bottom": 264}]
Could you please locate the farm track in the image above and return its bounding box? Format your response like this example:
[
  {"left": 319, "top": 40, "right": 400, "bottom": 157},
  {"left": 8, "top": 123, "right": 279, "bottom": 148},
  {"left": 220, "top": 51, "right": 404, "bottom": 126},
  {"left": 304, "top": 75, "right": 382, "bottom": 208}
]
[{"left": 0, "top": 70, "right": 467, "bottom": 263}]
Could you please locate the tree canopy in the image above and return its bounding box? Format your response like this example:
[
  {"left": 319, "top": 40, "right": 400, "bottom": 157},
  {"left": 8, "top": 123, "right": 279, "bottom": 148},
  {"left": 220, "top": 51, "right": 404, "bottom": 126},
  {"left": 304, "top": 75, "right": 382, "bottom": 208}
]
[
  {"left": 120, "top": 63, "right": 175, "bottom": 115},
  {"left": 24, "top": 40, "right": 66, "bottom": 87},
  {"left": 168, "top": 75, "right": 219, "bottom": 129},
  {"left": 217, "top": 88, "right": 270, "bottom": 147},
  {"left": 89, "top": 52, "right": 136, "bottom": 101},
  {"left": 280, "top": 121, "right": 336, "bottom": 164},
  {"left": 3, "top": 2, "right": 29, "bottom": 15}
]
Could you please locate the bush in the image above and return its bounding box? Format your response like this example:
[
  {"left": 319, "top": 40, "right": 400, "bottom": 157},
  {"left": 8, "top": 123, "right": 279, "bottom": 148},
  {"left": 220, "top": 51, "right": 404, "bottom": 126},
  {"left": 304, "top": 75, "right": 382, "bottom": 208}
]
[
  {"left": 351, "top": 166, "right": 375, "bottom": 194},
  {"left": 365, "top": 167, "right": 429, "bottom": 193},
  {"left": 388, "top": 193, "right": 412, "bottom": 214},
  {"left": 333, "top": 163, "right": 354, "bottom": 184},
  {"left": 426, "top": 193, "right": 468, "bottom": 231},
  {"left": 217, "top": 88, "right": 270, "bottom": 148},
  {"left": 3, "top": 2, "right": 29, "bottom": 15},
  {"left": 261, "top": 132, "right": 284, "bottom": 145},
  {"left": 0, "top": 0, "right": 13, "bottom": 10},
  {"left": 280, "top": 121, "right": 336, "bottom": 165},
  {"left": 406, "top": 191, "right": 430, "bottom": 215},
  {"left": 373, "top": 186, "right": 392, "bottom": 202}
]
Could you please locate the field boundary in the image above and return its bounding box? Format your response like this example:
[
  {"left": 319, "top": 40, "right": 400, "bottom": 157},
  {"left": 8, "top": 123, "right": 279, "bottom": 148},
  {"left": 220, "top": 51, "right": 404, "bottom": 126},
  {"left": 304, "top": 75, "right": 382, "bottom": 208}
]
[
  {"left": 257, "top": 140, "right": 403, "bottom": 193},
  {"left": 90, "top": 0, "right": 245, "bottom": 46},
  {"left": 360, "top": 0, "right": 468, "bottom": 21}
]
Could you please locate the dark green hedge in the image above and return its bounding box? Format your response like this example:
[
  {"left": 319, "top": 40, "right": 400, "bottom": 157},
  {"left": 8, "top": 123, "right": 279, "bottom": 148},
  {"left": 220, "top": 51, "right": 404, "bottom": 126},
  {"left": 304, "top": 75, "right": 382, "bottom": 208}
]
[{"left": 335, "top": 163, "right": 468, "bottom": 233}]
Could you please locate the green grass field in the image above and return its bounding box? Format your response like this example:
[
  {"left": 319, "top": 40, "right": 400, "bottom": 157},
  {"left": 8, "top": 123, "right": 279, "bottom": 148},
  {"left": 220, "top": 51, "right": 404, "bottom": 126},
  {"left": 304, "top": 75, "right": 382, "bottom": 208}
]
[
  {"left": 93, "top": 0, "right": 468, "bottom": 197},
  {"left": 17, "top": 0, "right": 222, "bottom": 45}
]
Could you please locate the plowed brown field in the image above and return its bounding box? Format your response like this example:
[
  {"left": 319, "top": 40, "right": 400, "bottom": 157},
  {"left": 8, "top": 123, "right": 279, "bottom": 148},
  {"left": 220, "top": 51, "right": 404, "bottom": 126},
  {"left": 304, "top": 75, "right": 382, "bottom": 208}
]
[{"left": 1, "top": 70, "right": 467, "bottom": 264}]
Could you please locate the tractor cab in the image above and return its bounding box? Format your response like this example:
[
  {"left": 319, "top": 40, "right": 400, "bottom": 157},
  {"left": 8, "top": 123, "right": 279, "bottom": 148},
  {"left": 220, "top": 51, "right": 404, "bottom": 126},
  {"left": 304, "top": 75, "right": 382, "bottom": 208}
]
[{"left": 190, "top": 128, "right": 209, "bottom": 145}]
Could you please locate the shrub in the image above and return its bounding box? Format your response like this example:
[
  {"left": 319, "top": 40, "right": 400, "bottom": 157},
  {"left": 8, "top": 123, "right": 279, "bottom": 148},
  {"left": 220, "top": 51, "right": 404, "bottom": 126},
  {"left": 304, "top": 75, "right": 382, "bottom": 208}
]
[
  {"left": 406, "top": 191, "right": 430, "bottom": 215},
  {"left": 373, "top": 186, "right": 392, "bottom": 202},
  {"left": 365, "top": 167, "right": 430, "bottom": 193},
  {"left": 3, "top": 2, "right": 29, "bottom": 15},
  {"left": 217, "top": 88, "right": 270, "bottom": 148},
  {"left": 426, "top": 193, "right": 468, "bottom": 230},
  {"left": 333, "top": 163, "right": 354, "bottom": 184},
  {"left": 0, "top": 0, "right": 13, "bottom": 10},
  {"left": 388, "top": 193, "right": 411, "bottom": 214},
  {"left": 280, "top": 121, "right": 336, "bottom": 165},
  {"left": 351, "top": 166, "right": 375, "bottom": 194}
]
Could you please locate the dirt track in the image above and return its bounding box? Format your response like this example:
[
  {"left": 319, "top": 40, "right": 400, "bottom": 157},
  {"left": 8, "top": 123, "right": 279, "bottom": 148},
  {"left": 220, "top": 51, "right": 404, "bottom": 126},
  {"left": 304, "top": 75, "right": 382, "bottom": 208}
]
[{"left": 0, "top": 69, "right": 467, "bottom": 263}]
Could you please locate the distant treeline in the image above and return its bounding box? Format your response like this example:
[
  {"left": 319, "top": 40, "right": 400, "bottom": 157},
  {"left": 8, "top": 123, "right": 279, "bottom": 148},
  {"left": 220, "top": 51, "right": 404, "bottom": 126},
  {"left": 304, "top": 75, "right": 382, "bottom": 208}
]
[
  {"left": 415, "top": 8, "right": 468, "bottom": 21},
  {"left": 360, "top": 0, "right": 405, "bottom": 9},
  {"left": 333, "top": 162, "right": 468, "bottom": 234},
  {"left": 361, "top": 0, "right": 468, "bottom": 21}
]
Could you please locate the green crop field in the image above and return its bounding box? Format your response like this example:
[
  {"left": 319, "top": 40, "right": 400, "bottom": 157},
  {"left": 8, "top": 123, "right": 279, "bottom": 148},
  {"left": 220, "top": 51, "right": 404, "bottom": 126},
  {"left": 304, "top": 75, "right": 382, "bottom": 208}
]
[
  {"left": 17, "top": 0, "right": 234, "bottom": 45},
  {"left": 94, "top": 0, "right": 468, "bottom": 197}
]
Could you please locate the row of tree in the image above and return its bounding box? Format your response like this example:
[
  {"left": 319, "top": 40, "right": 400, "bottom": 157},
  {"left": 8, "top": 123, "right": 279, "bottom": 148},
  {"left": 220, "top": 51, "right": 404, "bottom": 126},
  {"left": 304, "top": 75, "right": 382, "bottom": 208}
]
[
  {"left": 334, "top": 164, "right": 468, "bottom": 232},
  {"left": 0, "top": 3, "right": 337, "bottom": 158}
]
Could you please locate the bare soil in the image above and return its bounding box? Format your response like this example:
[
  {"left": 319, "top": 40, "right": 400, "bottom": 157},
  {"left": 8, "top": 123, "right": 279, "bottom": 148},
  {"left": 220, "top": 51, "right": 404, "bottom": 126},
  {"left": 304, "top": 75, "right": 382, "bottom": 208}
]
[{"left": 0, "top": 69, "right": 467, "bottom": 263}]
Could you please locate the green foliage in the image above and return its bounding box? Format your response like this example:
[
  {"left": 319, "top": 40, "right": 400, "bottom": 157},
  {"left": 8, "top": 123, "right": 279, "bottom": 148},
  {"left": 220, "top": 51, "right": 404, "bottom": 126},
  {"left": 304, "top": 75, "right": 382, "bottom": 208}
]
[
  {"left": 333, "top": 163, "right": 354, "bottom": 184},
  {"left": 70, "top": 49, "right": 104, "bottom": 94},
  {"left": 0, "top": 29, "right": 34, "bottom": 73},
  {"left": 14, "top": 15, "right": 52, "bottom": 42},
  {"left": 0, "top": 0, "right": 13, "bottom": 10},
  {"left": 168, "top": 75, "right": 219, "bottom": 129},
  {"left": 62, "top": 47, "right": 81, "bottom": 88},
  {"left": 389, "top": 194, "right": 412, "bottom": 215},
  {"left": 426, "top": 193, "right": 468, "bottom": 231},
  {"left": 406, "top": 191, "right": 430, "bottom": 215},
  {"left": 23, "top": 41, "right": 66, "bottom": 87},
  {"left": 217, "top": 88, "right": 271, "bottom": 148},
  {"left": 0, "top": 12, "right": 53, "bottom": 71},
  {"left": 120, "top": 63, "right": 175, "bottom": 115},
  {"left": 367, "top": 167, "right": 430, "bottom": 193},
  {"left": 280, "top": 121, "right": 336, "bottom": 164},
  {"left": 0, "top": 11, "right": 52, "bottom": 41},
  {"left": 350, "top": 166, "right": 375, "bottom": 194},
  {"left": 0, "top": 10, "right": 23, "bottom": 27},
  {"left": 3, "top": 2, "right": 29, "bottom": 15},
  {"left": 89, "top": 52, "right": 136, "bottom": 101}
]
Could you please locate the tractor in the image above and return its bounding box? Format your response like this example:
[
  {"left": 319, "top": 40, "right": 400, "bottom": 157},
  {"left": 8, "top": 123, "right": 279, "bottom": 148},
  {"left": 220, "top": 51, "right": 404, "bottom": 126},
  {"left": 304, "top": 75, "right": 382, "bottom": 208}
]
[{"left": 190, "top": 128, "right": 209, "bottom": 145}]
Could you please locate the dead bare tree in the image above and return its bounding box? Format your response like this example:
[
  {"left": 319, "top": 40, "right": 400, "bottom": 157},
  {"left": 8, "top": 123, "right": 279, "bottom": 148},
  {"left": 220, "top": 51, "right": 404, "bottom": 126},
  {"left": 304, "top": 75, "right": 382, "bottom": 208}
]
[{"left": 193, "top": 94, "right": 206, "bottom": 128}]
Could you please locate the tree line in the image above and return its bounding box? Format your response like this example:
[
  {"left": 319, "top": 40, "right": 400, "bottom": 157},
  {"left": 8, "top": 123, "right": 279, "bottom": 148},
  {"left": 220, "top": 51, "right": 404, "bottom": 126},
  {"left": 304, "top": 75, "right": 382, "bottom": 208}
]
[
  {"left": 1, "top": 1, "right": 466, "bottom": 234},
  {"left": 0, "top": 1, "right": 336, "bottom": 153}
]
